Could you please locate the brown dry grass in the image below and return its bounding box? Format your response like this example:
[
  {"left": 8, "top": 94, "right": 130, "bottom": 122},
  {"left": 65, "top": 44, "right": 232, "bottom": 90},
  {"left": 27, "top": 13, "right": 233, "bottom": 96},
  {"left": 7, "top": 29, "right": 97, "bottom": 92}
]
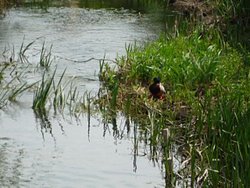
[
  {"left": 170, "top": 0, "right": 219, "bottom": 26},
  {"left": 0, "top": 0, "right": 6, "bottom": 14}
]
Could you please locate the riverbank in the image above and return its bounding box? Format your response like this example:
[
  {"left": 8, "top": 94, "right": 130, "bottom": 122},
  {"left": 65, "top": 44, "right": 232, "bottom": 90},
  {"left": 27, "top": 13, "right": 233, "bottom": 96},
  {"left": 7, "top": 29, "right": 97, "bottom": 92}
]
[
  {"left": 170, "top": 0, "right": 216, "bottom": 25},
  {"left": 98, "top": 1, "right": 250, "bottom": 186},
  {"left": 0, "top": 0, "right": 5, "bottom": 14},
  {"left": 170, "top": 0, "right": 250, "bottom": 49}
]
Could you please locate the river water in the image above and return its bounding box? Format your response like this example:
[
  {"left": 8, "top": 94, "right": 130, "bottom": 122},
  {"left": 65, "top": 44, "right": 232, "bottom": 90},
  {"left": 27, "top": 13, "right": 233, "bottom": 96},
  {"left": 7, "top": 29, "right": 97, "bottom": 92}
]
[{"left": 0, "top": 1, "right": 173, "bottom": 187}]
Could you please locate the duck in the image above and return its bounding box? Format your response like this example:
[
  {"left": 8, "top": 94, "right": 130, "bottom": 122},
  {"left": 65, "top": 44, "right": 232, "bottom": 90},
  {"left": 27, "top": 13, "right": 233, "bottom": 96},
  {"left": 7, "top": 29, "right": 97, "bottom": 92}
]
[{"left": 149, "top": 77, "right": 166, "bottom": 100}]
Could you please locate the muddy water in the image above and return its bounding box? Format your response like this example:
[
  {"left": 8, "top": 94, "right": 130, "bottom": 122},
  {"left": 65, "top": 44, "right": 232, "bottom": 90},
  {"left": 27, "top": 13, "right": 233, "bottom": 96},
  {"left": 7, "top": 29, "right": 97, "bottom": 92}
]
[{"left": 0, "top": 2, "right": 171, "bottom": 187}]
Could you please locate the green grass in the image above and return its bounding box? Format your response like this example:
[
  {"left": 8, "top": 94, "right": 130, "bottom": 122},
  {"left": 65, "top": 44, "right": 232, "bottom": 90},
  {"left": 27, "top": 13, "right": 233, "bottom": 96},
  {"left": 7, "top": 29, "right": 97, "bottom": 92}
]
[
  {"left": 32, "top": 69, "right": 56, "bottom": 112},
  {"left": 19, "top": 40, "right": 35, "bottom": 64},
  {"left": 39, "top": 42, "right": 53, "bottom": 69},
  {"left": 0, "top": 62, "right": 36, "bottom": 108},
  {"left": 32, "top": 68, "right": 70, "bottom": 115},
  {"left": 98, "top": 28, "right": 250, "bottom": 186}
]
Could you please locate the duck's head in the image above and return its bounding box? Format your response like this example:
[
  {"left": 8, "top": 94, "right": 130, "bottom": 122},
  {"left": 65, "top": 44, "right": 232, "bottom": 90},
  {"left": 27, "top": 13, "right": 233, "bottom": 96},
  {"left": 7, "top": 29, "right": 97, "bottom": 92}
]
[{"left": 153, "top": 77, "right": 161, "bottom": 84}]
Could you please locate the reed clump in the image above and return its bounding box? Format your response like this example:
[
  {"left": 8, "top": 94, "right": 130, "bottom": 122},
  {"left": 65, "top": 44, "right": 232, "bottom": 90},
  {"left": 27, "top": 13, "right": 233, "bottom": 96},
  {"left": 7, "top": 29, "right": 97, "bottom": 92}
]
[
  {"left": 39, "top": 42, "right": 53, "bottom": 69},
  {"left": 0, "top": 41, "right": 89, "bottom": 118},
  {"left": 32, "top": 69, "right": 56, "bottom": 112},
  {"left": 0, "top": 60, "right": 36, "bottom": 108},
  {"left": 98, "top": 27, "right": 250, "bottom": 186}
]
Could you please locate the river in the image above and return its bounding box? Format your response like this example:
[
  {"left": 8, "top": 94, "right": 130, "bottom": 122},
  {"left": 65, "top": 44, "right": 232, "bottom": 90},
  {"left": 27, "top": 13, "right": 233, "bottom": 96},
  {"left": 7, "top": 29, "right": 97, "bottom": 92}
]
[{"left": 0, "top": 1, "right": 175, "bottom": 187}]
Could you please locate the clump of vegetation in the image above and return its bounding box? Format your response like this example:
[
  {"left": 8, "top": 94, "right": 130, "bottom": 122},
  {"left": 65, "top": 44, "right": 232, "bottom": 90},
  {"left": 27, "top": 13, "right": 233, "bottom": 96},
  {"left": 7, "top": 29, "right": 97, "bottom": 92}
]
[
  {"left": 0, "top": 40, "right": 91, "bottom": 119},
  {"left": 97, "top": 0, "right": 250, "bottom": 186},
  {"left": 170, "top": 0, "right": 250, "bottom": 49},
  {"left": 0, "top": 61, "right": 35, "bottom": 108},
  {"left": 39, "top": 42, "right": 53, "bottom": 69},
  {"left": 98, "top": 25, "right": 250, "bottom": 186},
  {"left": 32, "top": 69, "right": 57, "bottom": 112}
]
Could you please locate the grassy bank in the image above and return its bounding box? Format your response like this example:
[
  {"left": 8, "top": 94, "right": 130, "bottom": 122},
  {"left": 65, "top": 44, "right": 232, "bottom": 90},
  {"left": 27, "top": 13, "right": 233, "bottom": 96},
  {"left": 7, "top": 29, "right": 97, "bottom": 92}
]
[
  {"left": 170, "top": 0, "right": 250, "bottom": 49},
  {"left": 98, "top": 24, "right": 250, "bottom": 186},
  {"left": 98, "top": 1, "right": 250, "bottom": 186}
]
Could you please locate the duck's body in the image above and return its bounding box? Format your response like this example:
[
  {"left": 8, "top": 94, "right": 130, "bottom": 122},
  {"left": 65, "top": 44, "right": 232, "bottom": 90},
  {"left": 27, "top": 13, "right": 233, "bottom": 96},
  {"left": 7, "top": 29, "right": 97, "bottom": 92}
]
[{"left": 149, "top": 77, "right": 166, "bottom": 100}]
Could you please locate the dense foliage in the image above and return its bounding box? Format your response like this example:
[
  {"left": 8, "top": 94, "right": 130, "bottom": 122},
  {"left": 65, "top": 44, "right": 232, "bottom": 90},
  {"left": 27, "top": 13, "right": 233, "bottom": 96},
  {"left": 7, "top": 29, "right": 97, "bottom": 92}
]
[{"left": 99, "top": 24, "right": 250, "bottom": 186}]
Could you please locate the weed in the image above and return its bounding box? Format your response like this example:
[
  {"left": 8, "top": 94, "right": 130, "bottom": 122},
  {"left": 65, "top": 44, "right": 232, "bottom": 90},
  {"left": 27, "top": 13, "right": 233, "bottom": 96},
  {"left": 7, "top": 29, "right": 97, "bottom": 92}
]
[
  {"left": 33, "top": 69, "right": 56, "bottom": 112},
  {"left": 19, "top": 39, "right": 35, "bottom": 64},
  {"left": 39, "top": 42, "right": 53, "bottom": 69}
]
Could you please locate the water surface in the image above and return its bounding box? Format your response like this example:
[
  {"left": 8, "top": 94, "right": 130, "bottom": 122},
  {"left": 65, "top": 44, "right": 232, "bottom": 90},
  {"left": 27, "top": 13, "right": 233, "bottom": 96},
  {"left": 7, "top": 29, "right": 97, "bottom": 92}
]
[{"left": 0, "top": 1, "right": 171, "bottom": 187}]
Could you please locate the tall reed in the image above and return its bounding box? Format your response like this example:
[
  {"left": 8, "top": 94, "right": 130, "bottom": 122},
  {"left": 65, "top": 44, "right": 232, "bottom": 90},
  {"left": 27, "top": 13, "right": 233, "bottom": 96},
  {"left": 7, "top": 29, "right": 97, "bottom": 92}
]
[
  {"left": 19, "top": 40, "right": 35, "bottom": 64},
  {"left": 52, "top": 68, "right": 66, "bottom": 112},
  {"left": 39, "top": 42, "right": 53, "bottom": 69},
  {"left": 33, "top": 69, "right": 56, "bottom": 112}
]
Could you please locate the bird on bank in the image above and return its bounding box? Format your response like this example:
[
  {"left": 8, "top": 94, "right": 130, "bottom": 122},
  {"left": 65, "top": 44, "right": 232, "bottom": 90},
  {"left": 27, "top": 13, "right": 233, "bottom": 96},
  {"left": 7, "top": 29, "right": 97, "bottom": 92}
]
[{"left": 149, "top": 77, "right": 166, "bottom": 100}]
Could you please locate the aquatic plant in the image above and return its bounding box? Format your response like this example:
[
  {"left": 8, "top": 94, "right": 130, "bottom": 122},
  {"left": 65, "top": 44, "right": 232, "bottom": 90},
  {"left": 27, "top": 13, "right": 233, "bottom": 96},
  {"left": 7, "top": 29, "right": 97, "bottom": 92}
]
[
  {"left": 52, "top": 68, "right": 66, "bottom": 112},
  {"left": 19, "top": 40, "right": 35, "bottom": 64},
  {"left": 0, "top": 40, "right": 93, "bottom": 118},
  {"left": 0, "top": 62, "right": 37, "bottom": 107},
  {"left": 8, "top": 82, "right": 36, "bottom": 101},
  {"left": 39, "top": 42, "right": 53, "bottom": 69},
  {"left": 32, "top": 69, "right": 56, "bottom": 112}
]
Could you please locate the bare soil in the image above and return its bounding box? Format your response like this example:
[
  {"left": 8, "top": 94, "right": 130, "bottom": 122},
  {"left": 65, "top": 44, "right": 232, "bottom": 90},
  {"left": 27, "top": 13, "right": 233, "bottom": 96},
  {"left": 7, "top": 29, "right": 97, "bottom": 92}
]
[{"left": 170, "top": 0, "right": 219, "bottom": 26}]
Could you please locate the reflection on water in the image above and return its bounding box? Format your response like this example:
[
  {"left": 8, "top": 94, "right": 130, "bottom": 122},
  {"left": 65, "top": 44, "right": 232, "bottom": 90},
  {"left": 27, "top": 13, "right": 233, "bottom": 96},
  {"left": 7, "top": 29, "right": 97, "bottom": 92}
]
[
  {"left": 17, "top": 0, "right": 165, "bottom": 12},
  {"left": 34, "top": 110, "right": 57, "bottom": 142},
  {"left": 0, "top": 107, "right": 165, "bottom": 187},
  {"left": 0, "top": 0, "right": 174, "bottom": 187},
  {"left": 0, "top": 138, "right": 24, "bottom": 187}
]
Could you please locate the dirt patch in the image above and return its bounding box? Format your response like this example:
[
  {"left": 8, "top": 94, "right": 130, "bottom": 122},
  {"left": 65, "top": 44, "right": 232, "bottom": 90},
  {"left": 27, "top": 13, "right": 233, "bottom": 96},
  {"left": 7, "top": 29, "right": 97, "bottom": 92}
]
[
  {"left": 170, "top": 0, "right": 220, "bottom": 26},
  {"left": 170, "top": 0, "right": 250, "bottom": 30}
]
